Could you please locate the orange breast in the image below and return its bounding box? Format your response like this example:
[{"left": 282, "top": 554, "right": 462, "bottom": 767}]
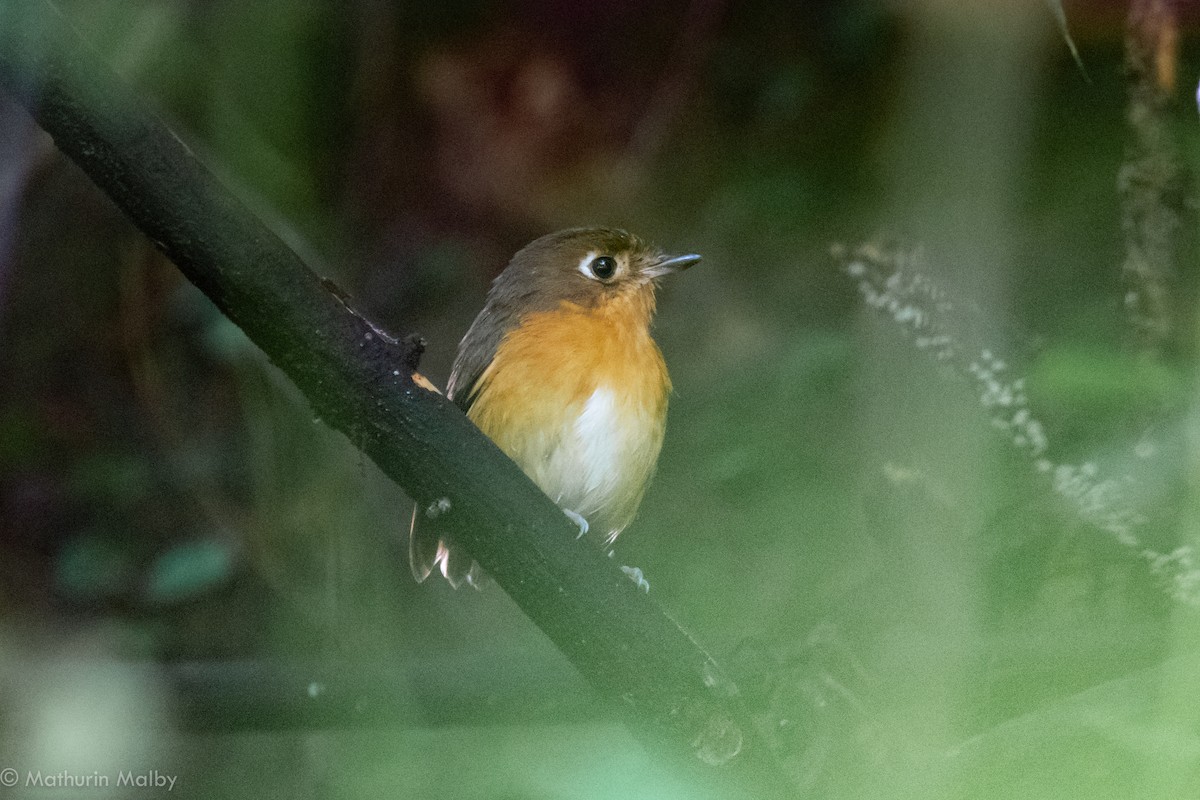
[{"left": 467, "top": 291, "right": 670, "bottom": 541}]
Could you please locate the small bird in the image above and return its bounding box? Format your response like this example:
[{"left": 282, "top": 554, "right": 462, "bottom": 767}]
[{"left": 409, "top": 227, "right": 700, "bottom": 588}]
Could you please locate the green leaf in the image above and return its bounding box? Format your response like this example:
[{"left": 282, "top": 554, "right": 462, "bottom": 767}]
[
  {"left": 144, "top": 539, "right": 235, "bottom": 606},
  {"left": 1026, "top": 346, "right": 1182, "bottom": 412}
]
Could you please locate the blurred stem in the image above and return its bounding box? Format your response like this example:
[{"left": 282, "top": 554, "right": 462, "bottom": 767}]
[
  {"left": 1120, "top": 0, "right": 1188, "bottom": 355},
  {"left": 116, "top": 242, "right": 247, "bottom": 543},
  {"left": 0, "top": 1, "right": 791, "bottom": 796},
  {"left": 627, "top": 0, "right": 725, "bottom": 165}
]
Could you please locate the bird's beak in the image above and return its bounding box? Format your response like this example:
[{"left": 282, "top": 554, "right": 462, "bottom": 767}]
[{"left": 643, "top": 252, "right": 701, "bottom": 280}]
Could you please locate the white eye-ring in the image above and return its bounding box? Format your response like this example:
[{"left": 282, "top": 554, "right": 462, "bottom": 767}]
[{"left": 578, "top": 252, "right": 619, "bottom": 281}]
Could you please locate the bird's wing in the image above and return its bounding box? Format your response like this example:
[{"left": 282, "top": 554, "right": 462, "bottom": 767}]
[{"left": 446, "top": 300, "right": 520, "bottom": 412}]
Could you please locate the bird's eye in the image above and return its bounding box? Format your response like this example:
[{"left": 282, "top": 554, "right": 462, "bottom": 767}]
[{"left": 589, "top": 256, "right": 617, "bottom": 280}]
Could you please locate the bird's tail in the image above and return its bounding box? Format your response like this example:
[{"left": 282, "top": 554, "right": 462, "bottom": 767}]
[
  {"left": 408, "top": 503, "right": 486, "bottom": 589},
  {"left": 405, "top": 370, "right": 486, "bottom": 588}
]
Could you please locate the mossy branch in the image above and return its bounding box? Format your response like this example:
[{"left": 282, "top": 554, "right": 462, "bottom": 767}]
[{"left": 0, "top": 1, "right": 791, "bottom": 796}]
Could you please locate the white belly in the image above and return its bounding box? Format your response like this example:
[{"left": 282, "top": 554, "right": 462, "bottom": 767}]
[{"left": 526, "top": 386, "right": 663, "bottom": 543}]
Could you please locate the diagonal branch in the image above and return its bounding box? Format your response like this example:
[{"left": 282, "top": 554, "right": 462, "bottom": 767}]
[{"left": 0, "top": 1, "right": 791, "bottom": 796}]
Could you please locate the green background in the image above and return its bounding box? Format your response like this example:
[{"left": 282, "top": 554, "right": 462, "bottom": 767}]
[{"left": 2, "top": 1, "right": 1199, "bottom": 798}]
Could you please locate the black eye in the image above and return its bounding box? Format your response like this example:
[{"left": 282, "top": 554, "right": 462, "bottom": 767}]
[{"left": 589, "top": 256, "right": 617, "bottom": 280}]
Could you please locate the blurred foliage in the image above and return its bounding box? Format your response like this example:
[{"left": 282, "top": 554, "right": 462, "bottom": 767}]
[{"left": 3, "top": 0, "right": 1200, "bottom": 798}]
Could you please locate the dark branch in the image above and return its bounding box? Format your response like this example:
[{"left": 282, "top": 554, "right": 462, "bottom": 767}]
[{"left": 0, "top": 2, "right": 791, "bottom": 796}]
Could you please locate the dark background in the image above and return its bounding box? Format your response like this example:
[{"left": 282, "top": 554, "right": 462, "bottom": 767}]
[{"left": 2, "top": 1, "right": 1200, "bottom": 798}]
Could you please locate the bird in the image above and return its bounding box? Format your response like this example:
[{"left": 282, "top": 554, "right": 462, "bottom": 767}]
[{"left": 409, "top": 227, "right": 700, "bottom": 589}]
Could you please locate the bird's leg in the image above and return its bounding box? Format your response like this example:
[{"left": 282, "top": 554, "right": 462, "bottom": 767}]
[
  {"left": 620, "top": 565, "right": 651, "bottom": 593},
  {"left": 563, "top": 508, "right": 589, "bottom": 539},
  {"left": 607, "top": 550, "right": 651, "bottom": 592}
]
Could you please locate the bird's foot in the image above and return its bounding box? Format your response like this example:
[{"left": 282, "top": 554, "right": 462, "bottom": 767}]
[
  {"left": 621, "top": 565, "right": 651, "bottom": 593},
  {"left": 564, "top": 509, "right": 589, "bottom": 539}
]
